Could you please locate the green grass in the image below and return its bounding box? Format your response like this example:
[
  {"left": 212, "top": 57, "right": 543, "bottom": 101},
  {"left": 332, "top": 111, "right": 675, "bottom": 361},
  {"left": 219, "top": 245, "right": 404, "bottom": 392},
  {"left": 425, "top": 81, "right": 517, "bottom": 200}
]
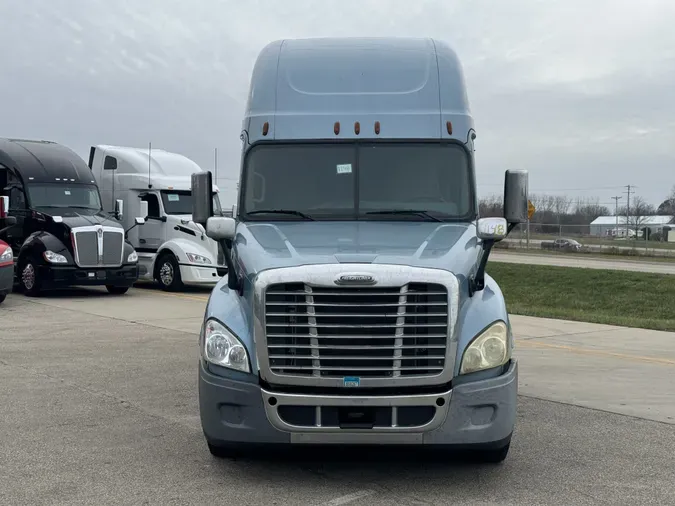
[{"left": 487, "top": 262, "right": 675, "bottom": 332}]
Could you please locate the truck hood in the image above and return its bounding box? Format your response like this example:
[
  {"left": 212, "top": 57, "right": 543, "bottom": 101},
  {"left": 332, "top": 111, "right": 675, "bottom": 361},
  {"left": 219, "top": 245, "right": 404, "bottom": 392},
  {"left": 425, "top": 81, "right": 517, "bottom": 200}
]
[
  {"left": 233, "top": 221, "right": 481, "bottom": 283},
  {"left": 34, "top": 208, "right": 123, "bottom": 230}
]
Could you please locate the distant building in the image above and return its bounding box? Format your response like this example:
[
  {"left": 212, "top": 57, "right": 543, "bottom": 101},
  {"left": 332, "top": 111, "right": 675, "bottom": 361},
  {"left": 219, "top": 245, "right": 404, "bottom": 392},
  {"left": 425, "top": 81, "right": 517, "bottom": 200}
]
[{"left": 589, "top": 215, "right": 675, "bottom": 237}]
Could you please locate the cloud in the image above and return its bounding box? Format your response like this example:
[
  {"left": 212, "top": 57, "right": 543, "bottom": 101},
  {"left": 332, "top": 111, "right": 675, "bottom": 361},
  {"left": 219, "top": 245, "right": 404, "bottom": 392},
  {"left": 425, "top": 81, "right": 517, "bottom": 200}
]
[{"left": 1, "top": 0, "right": 673, "bottom": 206}]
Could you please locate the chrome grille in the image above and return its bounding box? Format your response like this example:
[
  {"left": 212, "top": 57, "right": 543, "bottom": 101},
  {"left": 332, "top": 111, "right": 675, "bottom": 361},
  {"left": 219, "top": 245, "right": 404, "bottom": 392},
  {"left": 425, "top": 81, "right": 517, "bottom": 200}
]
[
  {"left": 265, "top": 283, "right": 449, "bottom": 379},
  {"left": 102, "top": 232, "right": 124, "bottom": 265},
  {"left": 74, "top": 231, "right": 98, "bottom": 266},
  {"left": 72, "top": 226, "right": 125, "bottom": 268}
]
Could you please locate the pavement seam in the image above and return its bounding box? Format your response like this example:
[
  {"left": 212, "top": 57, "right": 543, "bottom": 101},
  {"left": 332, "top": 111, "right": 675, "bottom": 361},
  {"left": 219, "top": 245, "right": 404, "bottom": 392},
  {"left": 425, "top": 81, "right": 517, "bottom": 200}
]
[
  {"left": 12, "top": 296, "right": 198, "bottom": 335},
  {"left": 517, "top": 340, "right": 675, "bottom": 366},
  {"left": 518, "top": 394, "right": 675, "bottom": 427},
  {"left": 518, "top": 329, "right": 613, "bottom": 341}
]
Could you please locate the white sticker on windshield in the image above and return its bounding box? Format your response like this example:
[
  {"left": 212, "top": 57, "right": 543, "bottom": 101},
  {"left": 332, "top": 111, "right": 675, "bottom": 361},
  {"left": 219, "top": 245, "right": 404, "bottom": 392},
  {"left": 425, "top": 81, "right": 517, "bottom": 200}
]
[
  {"left": 336, "top": 163, "right": 352, "bottom": 174},
  {"left": 64, "top": 190, "right": 71, "bottom": 195},
  {"left": 167, "top": 194, "right": 180, "bottom": 201}
]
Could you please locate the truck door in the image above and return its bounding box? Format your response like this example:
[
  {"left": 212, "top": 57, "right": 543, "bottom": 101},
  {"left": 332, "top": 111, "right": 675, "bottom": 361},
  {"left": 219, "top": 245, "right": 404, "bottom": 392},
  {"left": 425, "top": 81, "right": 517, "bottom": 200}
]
[
  {"left": 138, "top": 193, "right": 166, "bottom": 251},
  {"left": 3, "top": 184, "right": 28, "bottom": 253}
]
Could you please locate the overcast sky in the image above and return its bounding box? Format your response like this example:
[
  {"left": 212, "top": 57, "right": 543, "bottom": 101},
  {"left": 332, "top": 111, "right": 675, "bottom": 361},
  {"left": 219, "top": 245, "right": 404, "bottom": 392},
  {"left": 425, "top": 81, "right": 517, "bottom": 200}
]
[{"left": 2, "top": 0, "right": 674, "bottom": 210}]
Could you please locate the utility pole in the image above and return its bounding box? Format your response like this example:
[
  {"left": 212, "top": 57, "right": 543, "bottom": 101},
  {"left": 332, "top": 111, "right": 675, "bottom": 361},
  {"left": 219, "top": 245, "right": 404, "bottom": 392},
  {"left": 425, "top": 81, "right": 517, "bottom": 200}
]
[
  {"left": 611, "top": 195, "right": 622, "bottom": 238},
  {"left": 624, "top": 185, "right": 634, "bottom": 238}
]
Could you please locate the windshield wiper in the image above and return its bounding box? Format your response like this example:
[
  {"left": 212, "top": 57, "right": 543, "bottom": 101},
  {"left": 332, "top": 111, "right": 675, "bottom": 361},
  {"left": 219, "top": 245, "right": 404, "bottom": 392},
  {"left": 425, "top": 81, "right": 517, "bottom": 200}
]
[
  {"left": 364, "top": 209, "right": 443, "bottom": 222},
  {"left": 246, "top": 209, "right": 315, "bottom": 221}
]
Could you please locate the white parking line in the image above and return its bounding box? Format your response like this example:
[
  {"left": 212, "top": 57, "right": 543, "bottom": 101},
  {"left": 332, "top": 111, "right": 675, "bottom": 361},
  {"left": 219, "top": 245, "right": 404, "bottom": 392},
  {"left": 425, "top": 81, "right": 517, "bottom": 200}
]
[{"left": 317, "top": 489, "right": 376, "bottom": 506}]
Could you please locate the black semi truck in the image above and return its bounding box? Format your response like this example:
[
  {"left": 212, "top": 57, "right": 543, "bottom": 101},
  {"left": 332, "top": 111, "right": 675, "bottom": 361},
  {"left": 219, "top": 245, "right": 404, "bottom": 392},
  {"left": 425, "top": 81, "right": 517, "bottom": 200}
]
[{"left": 0, "top": 138, "right": 142, "bottom": 296}]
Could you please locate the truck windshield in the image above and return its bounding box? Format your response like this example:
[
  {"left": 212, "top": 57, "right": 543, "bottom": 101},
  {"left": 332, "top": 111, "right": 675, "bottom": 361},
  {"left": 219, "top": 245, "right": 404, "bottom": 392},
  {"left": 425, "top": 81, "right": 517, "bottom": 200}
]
[
  {"left": 160, "top": 190, "right": 222, "bottom": 216},
  {"left": 240, "top": 142, "right": 474, "bottom": 221},
  {"left": 27, "top": 183, "right": 102, "bottom": 210}
]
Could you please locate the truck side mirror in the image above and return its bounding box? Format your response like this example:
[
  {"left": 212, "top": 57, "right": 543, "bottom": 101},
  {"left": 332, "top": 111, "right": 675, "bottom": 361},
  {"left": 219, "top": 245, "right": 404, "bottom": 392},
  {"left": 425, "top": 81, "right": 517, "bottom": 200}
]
[
  {"left": 191, "top": 171, "right": 214, "bottom": 227},
  {"left": 206, "top": 217, "right": 236, "bottom": 241},
  {"left": 476, "top": 217, "right": 508, "bottom": 242},
  {"left": 114, "top": 199, "right": 124, "bottom": 221},
  {"left": 503, "top": 169, "right": 528, "bottom": 224},
  {"left": 0, "top": 196, "right": 8, "bottom": 218}
]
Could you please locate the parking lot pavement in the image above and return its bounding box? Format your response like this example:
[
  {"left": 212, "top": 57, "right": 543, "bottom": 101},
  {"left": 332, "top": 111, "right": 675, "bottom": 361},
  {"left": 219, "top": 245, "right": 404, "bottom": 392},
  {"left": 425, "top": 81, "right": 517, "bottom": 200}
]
[{"left": 1, "top": 287, "right": 675, "bottom": 505}]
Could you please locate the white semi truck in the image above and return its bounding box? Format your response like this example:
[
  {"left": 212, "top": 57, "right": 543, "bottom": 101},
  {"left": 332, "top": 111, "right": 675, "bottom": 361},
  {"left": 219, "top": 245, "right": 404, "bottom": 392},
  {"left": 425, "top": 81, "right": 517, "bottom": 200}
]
[{"left": 88, "top": 145, "right": 227, "bottom": 291}]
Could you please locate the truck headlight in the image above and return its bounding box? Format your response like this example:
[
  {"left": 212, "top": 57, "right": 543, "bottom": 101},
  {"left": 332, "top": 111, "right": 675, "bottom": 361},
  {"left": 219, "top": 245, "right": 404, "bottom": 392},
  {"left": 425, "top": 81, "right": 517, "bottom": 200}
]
[
  {"left": 43, "top": 250, "right": 68, "bottom": 264},
  {"left": 459, "top": 321, "right": 510, "bottom": 375},
  {"left": 186, "top": 252, "right": 212, "bottom": 265},
  {"left": 0, "top": 247, "right": 13, "bottom": 263},
  {"left": 127, "top": 251, "right": 138, "bottom": 263},
  {"left": 203, "top": 319, "right": 250, "bottom": 373}
]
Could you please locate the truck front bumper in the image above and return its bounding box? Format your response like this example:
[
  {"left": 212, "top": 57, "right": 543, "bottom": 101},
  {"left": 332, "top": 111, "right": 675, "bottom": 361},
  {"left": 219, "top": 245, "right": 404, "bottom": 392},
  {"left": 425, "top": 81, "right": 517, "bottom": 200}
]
[
  {"left": 200, "top": 360, "right": 517, "bottom": 450},
  {"left": 179, "top": 264, "right": 227, "bottom": 286},
  {"left": 38, "top": 264, "right": 139, "bottom": 289}
]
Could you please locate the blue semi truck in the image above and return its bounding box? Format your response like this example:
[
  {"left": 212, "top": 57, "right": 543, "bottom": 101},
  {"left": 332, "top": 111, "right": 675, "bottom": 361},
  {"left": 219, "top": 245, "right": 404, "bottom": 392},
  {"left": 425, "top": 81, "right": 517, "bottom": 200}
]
[{"left": 191, "top": 37, "right": 529, "bottom": 463}]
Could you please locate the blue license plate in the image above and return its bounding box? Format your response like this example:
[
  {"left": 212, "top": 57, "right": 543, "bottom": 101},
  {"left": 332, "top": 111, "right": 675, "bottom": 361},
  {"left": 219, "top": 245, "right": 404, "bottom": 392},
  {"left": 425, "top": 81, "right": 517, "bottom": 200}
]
[{"left": 343, "top": 376, "right": 360, "bottom": 388}]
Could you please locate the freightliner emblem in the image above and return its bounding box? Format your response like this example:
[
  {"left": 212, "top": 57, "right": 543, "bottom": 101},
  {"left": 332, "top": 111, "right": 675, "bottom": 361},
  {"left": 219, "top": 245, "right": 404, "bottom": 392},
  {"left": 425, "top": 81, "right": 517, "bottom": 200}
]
[{"left": 334, "top": 273, "right": 376, "bottom": 285}]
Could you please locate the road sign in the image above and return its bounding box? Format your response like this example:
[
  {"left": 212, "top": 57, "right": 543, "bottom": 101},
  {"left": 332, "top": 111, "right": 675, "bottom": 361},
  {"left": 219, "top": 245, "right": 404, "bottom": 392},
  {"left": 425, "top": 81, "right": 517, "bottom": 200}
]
[{"left": 527, "top": 200, "right": 535, "bottom": 219}]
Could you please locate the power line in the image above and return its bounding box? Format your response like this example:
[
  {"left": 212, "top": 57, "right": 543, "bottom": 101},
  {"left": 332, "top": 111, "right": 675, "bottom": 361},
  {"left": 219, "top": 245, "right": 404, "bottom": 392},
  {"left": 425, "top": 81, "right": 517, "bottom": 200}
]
[
  {"left": 477, "top": 184, "right": 626, "bottom": 192},
  {"left": 611, "top": 195, "right": 622, "bottom": 237},
  {"left": 624, "top": 185, "right": 635, "bottom": 236}
]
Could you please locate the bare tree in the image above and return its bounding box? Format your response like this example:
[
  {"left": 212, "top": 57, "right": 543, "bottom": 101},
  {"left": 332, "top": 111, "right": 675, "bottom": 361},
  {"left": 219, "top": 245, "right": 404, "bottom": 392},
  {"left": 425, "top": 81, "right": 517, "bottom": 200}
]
[
  {"left": 553, "top": 196, "right": 573, "bottom": 217},
  {"left": 618, "top": 196, "right": 656, "bottom": 237},
  {"left": 478, "top": 194, "right": 503, "bottom": 217},
  {"left": 657, "top": 184, "right": 675, "bottom": 215}
]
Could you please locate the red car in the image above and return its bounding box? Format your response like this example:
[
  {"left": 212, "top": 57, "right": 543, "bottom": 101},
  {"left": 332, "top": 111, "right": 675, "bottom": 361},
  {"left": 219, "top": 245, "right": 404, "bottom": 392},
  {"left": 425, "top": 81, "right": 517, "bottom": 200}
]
[{"left": 0, "top": 240, "right": 12, "bottom": 304}]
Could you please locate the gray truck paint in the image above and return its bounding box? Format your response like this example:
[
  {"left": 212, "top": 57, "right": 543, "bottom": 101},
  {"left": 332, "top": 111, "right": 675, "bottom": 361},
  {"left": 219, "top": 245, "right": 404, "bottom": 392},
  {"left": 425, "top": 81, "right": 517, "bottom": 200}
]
[{"left": 198, "top": 37, "right": 521, "bottom": 454}]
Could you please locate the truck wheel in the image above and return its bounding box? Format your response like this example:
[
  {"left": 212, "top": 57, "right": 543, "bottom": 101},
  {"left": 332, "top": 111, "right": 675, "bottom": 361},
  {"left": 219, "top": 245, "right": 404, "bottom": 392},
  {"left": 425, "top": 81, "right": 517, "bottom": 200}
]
[
  {"left": 0, "top": 294, "right": 5, "bottom": 304},
  {"left": 207, "top": 442, "right": 240, "bottom": 459},
  {"left": 106, "top": 285, "right": 129, "bottom": 295},
  {"left": 19, "top": 256, "right": 42, "bottom": 297},
  {"left": 155, "top": 253, "right": 183, "bottom": 292},
  {"left": 475, "top": 443, "right": 510, "bottom": 464}
]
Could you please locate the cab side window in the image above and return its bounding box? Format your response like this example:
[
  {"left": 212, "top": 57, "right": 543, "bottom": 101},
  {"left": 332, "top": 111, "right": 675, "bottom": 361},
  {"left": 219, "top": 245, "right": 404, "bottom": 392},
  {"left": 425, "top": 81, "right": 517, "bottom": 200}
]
[
  {"left": 141, "top": 194, "right": 161, "bottom": 218},
  {"left": 9, "top": 186, "right": 26, "bottom": 211}
]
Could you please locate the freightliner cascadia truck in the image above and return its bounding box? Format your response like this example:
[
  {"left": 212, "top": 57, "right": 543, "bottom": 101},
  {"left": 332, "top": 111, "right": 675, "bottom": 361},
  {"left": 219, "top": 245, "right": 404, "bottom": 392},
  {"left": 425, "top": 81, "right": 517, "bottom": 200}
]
[{"left": 191, "top": 37, "right": 529, "bottom": 463}]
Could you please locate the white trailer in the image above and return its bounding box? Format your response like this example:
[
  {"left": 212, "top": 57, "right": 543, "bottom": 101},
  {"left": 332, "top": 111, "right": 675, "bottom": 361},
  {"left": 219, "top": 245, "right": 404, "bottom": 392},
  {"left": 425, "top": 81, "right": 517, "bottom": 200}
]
[{"left": 88, "top": 144, "right": 227, "bottom": 291}]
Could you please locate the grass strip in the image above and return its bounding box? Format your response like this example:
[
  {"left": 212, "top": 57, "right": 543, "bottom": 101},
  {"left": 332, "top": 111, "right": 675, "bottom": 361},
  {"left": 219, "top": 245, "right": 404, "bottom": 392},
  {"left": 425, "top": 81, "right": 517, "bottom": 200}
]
[{"left": 487, "top": 262, "right": 675, "bottom": 332}]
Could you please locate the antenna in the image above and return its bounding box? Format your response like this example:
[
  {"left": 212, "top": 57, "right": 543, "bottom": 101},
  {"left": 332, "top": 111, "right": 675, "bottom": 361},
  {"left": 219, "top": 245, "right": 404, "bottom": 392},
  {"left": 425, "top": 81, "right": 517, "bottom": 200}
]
[
  {"left": 214, "top": 147, "right": 218, "bottom": 182},
  {"left": 148, "top": 142, "right": 152, "bottom": 189}
]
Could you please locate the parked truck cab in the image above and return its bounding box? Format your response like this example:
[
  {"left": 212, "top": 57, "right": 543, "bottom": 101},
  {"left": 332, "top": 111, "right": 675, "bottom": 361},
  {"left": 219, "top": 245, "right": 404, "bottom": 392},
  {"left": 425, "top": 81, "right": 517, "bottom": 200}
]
[
  {"left": 0, "top": 138, "right": 142, "bottom": 296},
  {"left": 193, "top": 38, "right": 529, "bottom": 462},
  {"left": 89, "top": 145, "right": 228, "bottom": 291}
]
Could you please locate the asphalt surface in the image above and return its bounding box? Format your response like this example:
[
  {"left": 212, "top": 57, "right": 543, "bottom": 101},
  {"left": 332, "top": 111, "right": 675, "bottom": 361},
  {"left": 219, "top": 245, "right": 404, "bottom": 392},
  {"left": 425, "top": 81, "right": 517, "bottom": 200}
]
[
  {"left": 490, "top": 250, "right": 675, "bottom": 275},
  {"left": 1, "top": 286, "right": 674, "bottom": 505}
]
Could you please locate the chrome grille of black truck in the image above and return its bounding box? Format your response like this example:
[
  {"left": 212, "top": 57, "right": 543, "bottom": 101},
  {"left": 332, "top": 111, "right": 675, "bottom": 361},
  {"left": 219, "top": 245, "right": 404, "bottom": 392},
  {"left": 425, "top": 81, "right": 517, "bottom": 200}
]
[
  {"left": 72, "top": 226, "right": 125, "bottom": 268},
  {"left": 264, "top": 283, "right": 449, "bottom": 379}
]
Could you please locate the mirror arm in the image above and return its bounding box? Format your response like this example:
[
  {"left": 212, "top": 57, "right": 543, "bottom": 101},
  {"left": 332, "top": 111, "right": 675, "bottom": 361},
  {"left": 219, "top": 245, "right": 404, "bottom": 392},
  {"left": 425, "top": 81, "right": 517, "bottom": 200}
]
[
  {"left": 220, "top": 238, "right": 241, "bottom": 292},
  {"left": 469, "top": 239, "right": 495, "bottom": 296},
  {"left": 124, "top": 223, "right": 138, "bottom": 240},
  {"left": 469, "top": 222, "right": 518, "bottom": 296}
]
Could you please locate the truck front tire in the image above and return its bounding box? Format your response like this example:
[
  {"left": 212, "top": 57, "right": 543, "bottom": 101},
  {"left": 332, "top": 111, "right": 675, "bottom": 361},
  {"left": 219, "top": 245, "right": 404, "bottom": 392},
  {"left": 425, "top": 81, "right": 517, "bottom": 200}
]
[
  {"left": 155, "top": 252, "right": 183, "bottom": 292},
  {"left": 19, "top": 256, "right": 42, "bottom": 297},
  {"left": 207, "top": 442, "right": 240, "bottom": 459},
  {"left": 106, "top": 285, "right": 129, "bottom": 295},
  {"left": 474, "top": 443, "right": 510, "bottom": 463}
]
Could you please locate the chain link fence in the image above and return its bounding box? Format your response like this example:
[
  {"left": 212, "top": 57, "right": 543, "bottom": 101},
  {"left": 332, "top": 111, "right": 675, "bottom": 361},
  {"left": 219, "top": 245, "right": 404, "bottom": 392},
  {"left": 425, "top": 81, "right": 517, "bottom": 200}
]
[{"left": 498, "top": 222, "right": 675, "bottom": 258}]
